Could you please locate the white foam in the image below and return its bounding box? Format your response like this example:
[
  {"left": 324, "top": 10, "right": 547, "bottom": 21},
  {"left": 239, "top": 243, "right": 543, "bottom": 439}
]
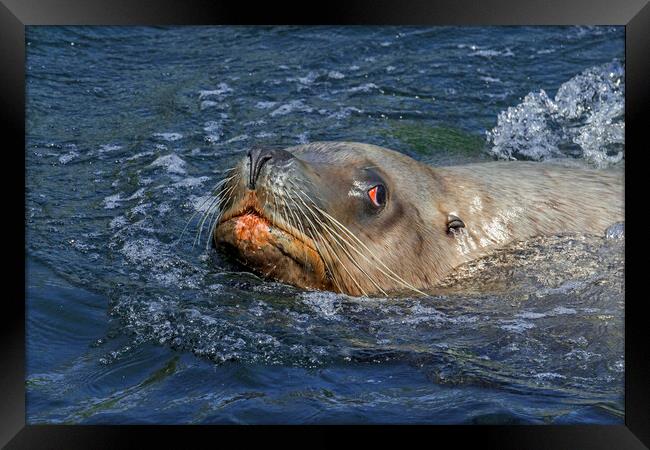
[
  {"left": 610, "top": 359, "right": 624, "bottom": 373},
  {"left": 198, "top": 83, "right": 233, "bottom": 99},
  {"left": 347, "top": 83, "right": 378, "bottom": 93},
  {"left": 551, "top": 306, "right": 577, "bottom": 315},
  {"left": 296, "top": 132, "right": 309, "bottom": 144},
  {"left": 255, "top": 101, "right": 277, "bottom": 109},
  {"left": 126, "top": 151, "right": 154, "bottom": 161},
  {"left": 119, "top": 238, "right": 162, "bottom": 265},
  {"left": 407, "top": 303, "right": 479, "bottom": 325},
  {"left": 469, "top": 48, "right": 514, "bottom": 57},
  {"left": 295, "top": 71, "right": 318, "bottom": 85},
  {"left": 471, "top": 49, "right": 497, "bottom": 57},
  {"left": 152, "top": 132, "right": 183, "bottom": 142},
  {"left": 516, "top": 311, "right": 547, "bottom": 320},
  {"left": 99, "top": 144, "right": 122, "bottom": 153},
  {"left": 457, "top": 44, "right": 480, "bottom": 50},
  {"left": 564, "top": 349, "right": 599, "bottom": 361},
  {"left": 534, "top": 372, "right": 566, "bottom": 380},
  {"left": 127, "top": 188, "right": 146, "bottom": 201},
  {"left": 103, "top": 193, "right": 122, "bottom": 209},
  {"left": 605, "top": 222, "right": 624, "bottom": 240},
  {"left": 225, "top": 134, "right": 249, "bottom": 143},
  {"left": 270, "top": 100, "right": 314, "bottom": 117},
  {"left": 300, "top": 291, "right": 343, "bottom": 319},
  {"left": 172, "top": 176, "right": 210, "bottom": 188},
  {"left": 480, "top": 76, "right": 502, "bottom": 83},
  {"left": 499, "top": 319, "right": 535, "bottom": 333},
  {"left": 110, "top": 215, "right": 128, "bottom": 229},
  {"left": 328, "top": 106, "right": 363, "bottom": 120},
  {"left": 131, "top": 203, "right": 151, "bottom": 215},
  {"left": 255, "top": 131, "right": 275, "bottom": 138},
  {"left": 328, "top": 70, "right": 345, "bottom": 79},
  {"left": 104, "top": 189, "right": 148, "bottom": 210},
  {"left": 203, "top": 121, "right": 223, "bottom": 143},
  {"left": 200, "top": 100, "right": 219, "bottom": 110},
  {"left": 58, "top": 151, "right": 79, "bottom": 165},
  {"left": 148, "top": 154, "right": 187, "bottom": 174},
  {"left": 243, "top": 119, "right": 266, "bottom": 126}
]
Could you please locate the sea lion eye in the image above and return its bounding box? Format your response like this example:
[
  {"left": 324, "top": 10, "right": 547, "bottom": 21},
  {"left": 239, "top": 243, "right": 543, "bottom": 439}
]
[{"left": 368, "top": 184, "right": 386, "bottom": 207}]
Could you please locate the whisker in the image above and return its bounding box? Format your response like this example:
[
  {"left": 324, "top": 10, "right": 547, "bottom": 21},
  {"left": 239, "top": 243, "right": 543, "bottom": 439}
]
[
  {"left": 205, "top": 184, "right": 236, "bottom": 250},
  {"left": 292, "top": 185, "right": 425, "bottom": 296},
  {"left": 314, "top": 205, "right": 426, "bottom": 296},
  {"left": 288, "top": 188, "right": 371, "bottom": 296},
  {"left": 290, "top": 188, "right": 386, "bottom": 296},
  {"left": 179, "top": 170, "right": 237, "bottom": 245},
  {"left": 283, "top": 191, "right": 345, "bottom": 293},
  {"left": 194, "top": 184, "right": 235, "bottom": 249},
  {"left": 179, "top": 188, "right": 225, "bottom": 244},
  {"left": 280, "top": 192, "right": 309, "bottom": 273},
  {"left": 294, "top": 198, "right": 368, "bottom": 297},
  {"left": 193, "top": 197, "right": 219, "bottom": 248}
]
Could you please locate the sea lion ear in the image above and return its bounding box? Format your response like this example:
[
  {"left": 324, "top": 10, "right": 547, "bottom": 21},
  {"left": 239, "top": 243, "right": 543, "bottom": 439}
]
[{"left": 446, "top": 213, "right": 465, "bottom": 234}]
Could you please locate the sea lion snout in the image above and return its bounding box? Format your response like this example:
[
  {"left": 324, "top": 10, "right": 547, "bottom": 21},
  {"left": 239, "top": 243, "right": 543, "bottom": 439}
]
[{"left": 246, "top": 147, "right": 294, "bottom": 190}]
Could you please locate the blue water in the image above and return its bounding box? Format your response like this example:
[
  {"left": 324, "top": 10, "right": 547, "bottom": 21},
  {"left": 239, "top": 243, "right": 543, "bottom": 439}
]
[{"left": 26, "top": 26, "right": 624, "bottom": 424}]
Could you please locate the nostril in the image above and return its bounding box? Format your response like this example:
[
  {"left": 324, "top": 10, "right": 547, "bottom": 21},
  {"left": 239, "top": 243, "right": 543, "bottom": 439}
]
[{"left": 248, "top": 148, "right": 274, "bottom": 190}]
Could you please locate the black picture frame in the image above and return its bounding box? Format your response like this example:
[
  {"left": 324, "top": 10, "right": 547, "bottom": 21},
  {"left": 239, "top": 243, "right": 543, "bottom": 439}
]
[{"left": 3, "top": 0, "right": 648, "bottom": 448}]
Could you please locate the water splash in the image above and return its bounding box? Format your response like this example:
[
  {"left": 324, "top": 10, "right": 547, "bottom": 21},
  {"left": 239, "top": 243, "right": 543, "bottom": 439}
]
[{"left": 487, "top": 60, "right": 624, "bottom": 167}]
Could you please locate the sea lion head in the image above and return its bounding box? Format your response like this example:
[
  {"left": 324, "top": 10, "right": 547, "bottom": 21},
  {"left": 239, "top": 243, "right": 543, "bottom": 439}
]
[{"left": 213, "top": 142, "right": 453, "bottom": 297}]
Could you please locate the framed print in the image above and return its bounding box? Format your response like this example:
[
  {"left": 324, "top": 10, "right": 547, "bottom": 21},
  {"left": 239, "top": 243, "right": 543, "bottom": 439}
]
[{"left": 2, "top": 0, "right": 648, "bottom": 448}]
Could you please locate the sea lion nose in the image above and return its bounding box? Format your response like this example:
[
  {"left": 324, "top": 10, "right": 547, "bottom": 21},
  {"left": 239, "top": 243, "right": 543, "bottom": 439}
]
[
  {"left": 246, "top": 147, "right": 293, "bottom": 190},
  {"left": 247, "top": 148, "right": 273, "bottom": 190}
]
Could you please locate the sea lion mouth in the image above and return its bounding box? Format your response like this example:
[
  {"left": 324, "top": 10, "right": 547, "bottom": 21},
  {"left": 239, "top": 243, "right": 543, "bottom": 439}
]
[
  {"left": 218, "top": 204, "right": 319, "bottom": 256},
  {"left": 214, "top": 201, "right": 331, "bottom": 290}
]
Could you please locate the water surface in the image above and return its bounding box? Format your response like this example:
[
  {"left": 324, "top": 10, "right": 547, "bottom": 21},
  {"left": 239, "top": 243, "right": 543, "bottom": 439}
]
[{"left": 26, "top": 26, "right": 624, "bottom": 424}]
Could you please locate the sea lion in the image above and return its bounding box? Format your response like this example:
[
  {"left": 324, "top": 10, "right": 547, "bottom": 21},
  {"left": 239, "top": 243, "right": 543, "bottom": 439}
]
[{"left": 212, "top": 142, "right": 623, "bottom": 297}]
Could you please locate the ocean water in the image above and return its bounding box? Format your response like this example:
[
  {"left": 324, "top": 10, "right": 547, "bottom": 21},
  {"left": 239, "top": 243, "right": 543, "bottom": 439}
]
[{"left": 26, "top": 26, "right": 625, "bottom": 424}]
